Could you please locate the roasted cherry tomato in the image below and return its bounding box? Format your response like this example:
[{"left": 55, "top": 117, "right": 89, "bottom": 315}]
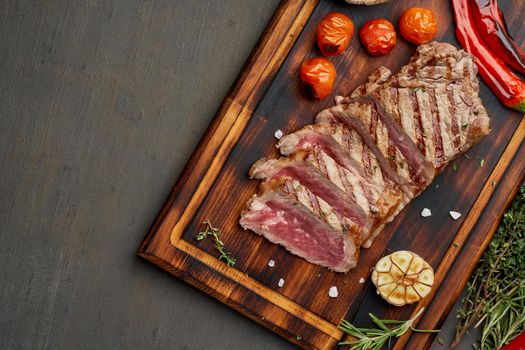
[
  {"left": 316, "top": 12, "right": 354, "bottom": 56},
  {"left": 299, "top": 58, "right": 336, "bottom": 99},
  {"left": 399, "top": 7, "right": 438, "bottom": 45},
  {"left": 359, "top": 19, "right": 396, "bottom": 56}
]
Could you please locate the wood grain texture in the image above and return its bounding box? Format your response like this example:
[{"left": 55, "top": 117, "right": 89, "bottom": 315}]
[{"left": 138, "top": 0, "right": 525, "bottom": 349}]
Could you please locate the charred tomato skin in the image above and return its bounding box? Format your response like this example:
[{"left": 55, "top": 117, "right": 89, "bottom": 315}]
[
  {"left": 316, "top": 12, "right": 354, "bottom": 56},
  {"left": 359, "top": 19, "right": 396, "bottom": 56},
  {"left": 299, "top": 58, "right": 336, "bottom": 100},
  {"left": 399, "top": 7, "right": 438, "bottom": 45}
]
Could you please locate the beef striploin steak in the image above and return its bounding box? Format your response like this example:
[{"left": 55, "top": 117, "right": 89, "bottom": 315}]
[{"left": 240, "top": 42, "right": 491, "bottom": 272}]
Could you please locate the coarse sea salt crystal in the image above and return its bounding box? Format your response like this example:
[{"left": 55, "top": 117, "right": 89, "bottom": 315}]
[
  {"left": 328, "top": 286, "right": 338, "bottom": 298},
  {"left": 421, "top": 208, "right": 432, "bottom": 217},
  {"left": 278, "top": 278, "right": 285, "bottom": 287},
  {"left": 450, "top": 211, "right": 461, "bottom": 220},
  {"left": 268, "top": 260, "right": 275, "bottom": 267},
  {"left": 359, "top": 278, "right": 365, "bottom": 284},
  {"left": 274, "top": 130, "right": 283, "bottom": 139}
]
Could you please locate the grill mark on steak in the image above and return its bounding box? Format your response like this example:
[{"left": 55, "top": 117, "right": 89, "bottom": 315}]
[
  {"left": 391, "top": 87, "right": 402, "bottom": 125},
  {"left": 342, "top": 126, "right": 352, "bottom": 149},
  {"left": 314, "top": 151, "right": 359, "bottom": 207},
  {"left": 447, "top": 85, "right": 461, "bottom": 148},
  {"left": 338, "top": 166, "right": 355, "bottom": 201},
  {"left": 409, "top": 89, "right": 426, "bottom": 157},
  {"left": 463, "top": 61, "right": 471, "bottom": 84},
  {"left": 363, "top": 147, "right": 373, "bottom": 178},
  {"left": 313, "top": 147, "right": 329, "bottom": 177},
  {"left": 251, "top": 158, "right": 370, "bottom": 230},
  {"left": 316, "top": 106, "right": 413, "bottom": 196},
  {"left": 282, "top": 179, "right": 297, "bottom": 199},
  {"left": 428, "top": 89, "right": 445, "bottom": 167},
  {"left": 369, "top": 105, "right": 379, "bottom": 143},
  {"left": 459, "top": 64, "right": 475, "bottom": 107},
  {"left": 328, "top": 99, "right": 423, "bottom": 195},
  {"left": 305, "top": 186, "right": 322, "bottom": 214},
  {"left": 387, "top": 139, "right": 397, "bottom": 170}
]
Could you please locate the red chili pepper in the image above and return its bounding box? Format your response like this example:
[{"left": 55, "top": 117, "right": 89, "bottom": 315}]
[
  {"left": 501, "top": 330, "right": 525, "bottom": 350},
  {"left": 452, "top": 0, "right": 525, "bottom": 113},
  {"left": 470, "top": 0, "right": 525, "bottom": 75}
]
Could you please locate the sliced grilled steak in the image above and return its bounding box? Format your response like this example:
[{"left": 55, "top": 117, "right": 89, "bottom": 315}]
[
  {"left": 350, "top": 42, "right": 491, "bottom": 171},
  {"left": 250, "top": 156, "right": 372, "bottom": 242},
  {"left": 305, "top": 123, "right": 411, "bottom": 247},
  {"left": 239, "top": 190, "right": 359, "bottom": 272},
  {"left": 240, "top": 42, "right": 491, "bottom": 271},
  {"left": 316, "top": 102, "right": 430, "bottom": 196},
  {"left": 276, "top": 124, "right": 403, "bottom": 246}
]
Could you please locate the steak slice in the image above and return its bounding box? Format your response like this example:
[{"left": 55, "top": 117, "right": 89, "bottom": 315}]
[
  {"left": 316, "top": 103, "right": 430, "bottom": 196},
  {"left": 276, "top": 124, "right": 403, "bottom": 246},
  {"left": 349, "top": 66, "right": 392, "bottom": 98},
  {"left": 250, "top": 156, "right": 372, "bottom": 242},
  {"left": 307, "top": 123, "right": 411, "bottom": 247},
  {"left": 239, "top": 190, "right": 359, "bottom": 272},
  {"left": 350, "top": 42, "right": 491, "bottom": 171}
]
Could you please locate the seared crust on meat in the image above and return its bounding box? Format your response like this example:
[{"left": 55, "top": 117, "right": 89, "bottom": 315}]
[
  {"left": 354, "top": 42, "right": 491, "bottom": 170},
  {"left": 349, "top": 66, "right": 392, "bottom": 99}
]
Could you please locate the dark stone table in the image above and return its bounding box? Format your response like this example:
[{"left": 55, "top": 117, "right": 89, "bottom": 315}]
[{"left": 0, "top": 1, "right": 477, "bottom": 348}]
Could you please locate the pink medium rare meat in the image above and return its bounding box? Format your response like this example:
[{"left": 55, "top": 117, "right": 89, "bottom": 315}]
[
  {"left": 250, "top": 156, "right": 372, "bottom": 243},
  {"left": 239, "top": 190, "right": 359, "bottom": 272},
  {"left": 276, "top": 124, "right": 403, "bottom": 246}
]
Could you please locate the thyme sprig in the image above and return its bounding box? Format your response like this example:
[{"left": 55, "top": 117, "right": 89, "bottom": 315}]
[
  {"left": 338, "top": 307, "right": 439, "bottom": 350},
  {"left": 196, "top": 220, "right": 236, "bottom": 267},
  {"left": 453, "top": 186, "right": 525, "bottom": 349}
]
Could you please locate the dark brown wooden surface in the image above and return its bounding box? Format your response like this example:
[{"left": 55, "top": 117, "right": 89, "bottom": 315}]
[
  {"left": 1, "top": 0, "right": 522, "bottom": 349},
  {"left": 138, "top": 0, "right": 525, "bottom": 349}
]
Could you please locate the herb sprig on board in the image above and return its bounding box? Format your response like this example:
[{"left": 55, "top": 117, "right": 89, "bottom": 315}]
[
  {"left": 196, "top": 220, "right": 236, "bottom": 267},
  {"left": 338, "top": 307, "right": 439, "bottom": 350},
  {"left": 453, "top": 186, "right": 525, "bottom": 349}
]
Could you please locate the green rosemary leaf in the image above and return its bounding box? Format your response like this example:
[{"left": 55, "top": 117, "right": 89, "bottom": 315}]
[
  {"left": 454, "top": 186, "right": 525, "bottom": 348},
  {"left": 338, "top": 307, "right": 439, "bottom": 349}
]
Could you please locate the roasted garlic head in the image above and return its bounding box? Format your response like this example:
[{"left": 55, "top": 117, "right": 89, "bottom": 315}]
[{"left": 371, "top": 251, "right": 434, "bottom": 306}]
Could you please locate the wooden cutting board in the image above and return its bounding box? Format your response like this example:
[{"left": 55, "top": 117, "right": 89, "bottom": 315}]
[{"left": 138, "top": 1, "right": 525, "bottom": 349}]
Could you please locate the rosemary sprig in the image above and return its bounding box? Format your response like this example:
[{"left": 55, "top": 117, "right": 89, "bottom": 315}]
[
  {"left": 453, "top": 186, "right": 525, "bottom": 349},
  {"left": 196, "top": 220, "right": 236, "bottom": 267},
  {"left": 338, "top": 307, "right": 440, "bottom": 350}
]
